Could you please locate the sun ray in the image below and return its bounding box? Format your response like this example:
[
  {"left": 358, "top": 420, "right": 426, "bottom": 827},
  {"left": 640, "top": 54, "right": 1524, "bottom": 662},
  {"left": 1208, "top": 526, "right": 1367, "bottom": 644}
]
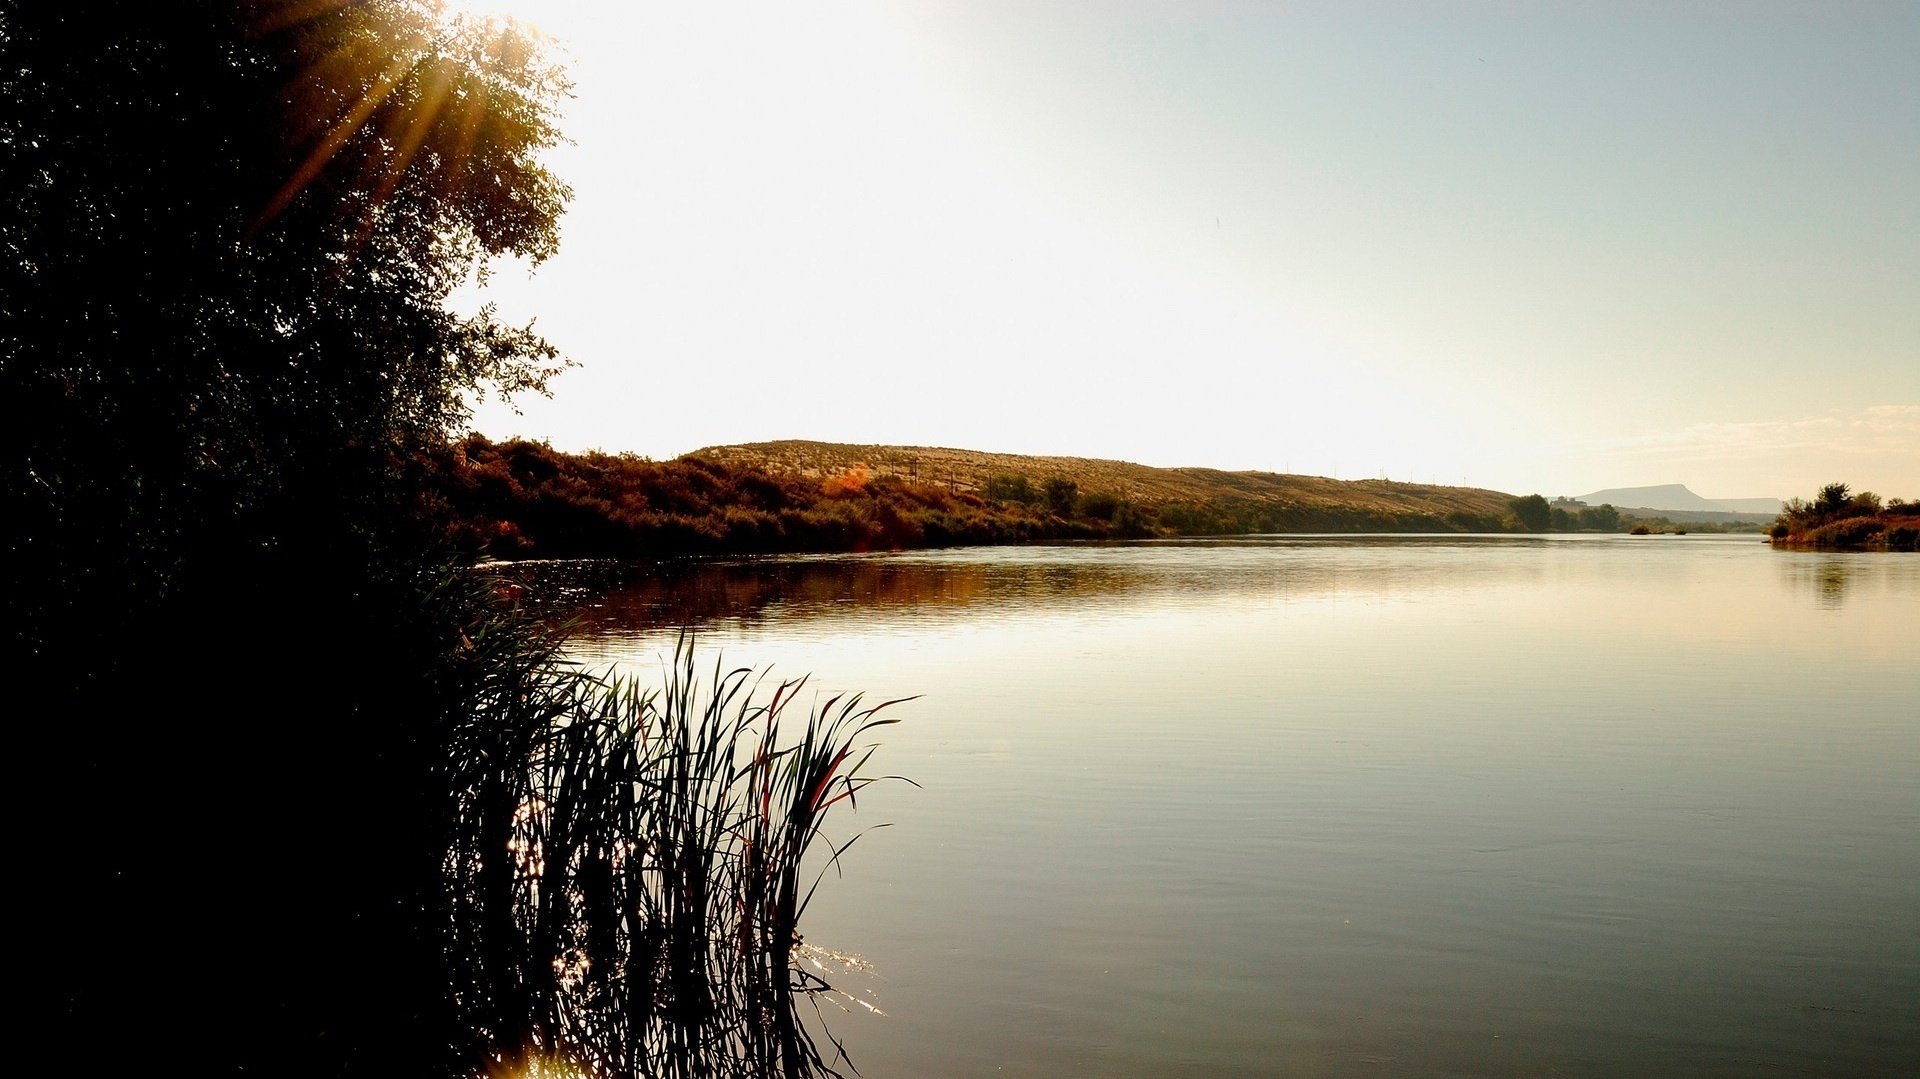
[{"left": 250, "top": 39, "right": 428, "bottom": 238}]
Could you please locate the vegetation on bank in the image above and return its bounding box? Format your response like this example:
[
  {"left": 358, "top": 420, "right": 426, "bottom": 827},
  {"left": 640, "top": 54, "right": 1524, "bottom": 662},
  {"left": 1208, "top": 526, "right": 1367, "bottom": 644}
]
[
  {"left": 704, "top": 439, "right": 1524, "bottom": 527},
  {"left": 8, "top": 5, "right": 880, "bottom": 1075},
  {"left": 432, "top": 437, "right": 1588, "bottom": 558},
  {"left": 446, "top": 630, "right": 899, "bottom": 1076},
  {"left": 428, "top": 437, "right": 1144, "bottom": 556},
  {"left": 1611, "top": 513, "right": 1772, "bottom": 536},
  {"left": 1769, "top": 484, "right": 1920, "bottom": 551}
]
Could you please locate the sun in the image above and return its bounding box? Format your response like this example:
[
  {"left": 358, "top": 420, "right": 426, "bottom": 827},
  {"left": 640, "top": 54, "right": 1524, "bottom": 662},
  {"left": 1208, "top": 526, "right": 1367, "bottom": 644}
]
[
  {"left": 433, "top": 0, "right": 554, "bottom": 33},
  {"left": 436, "top": 0, "right": 519, "bottom": 16}
]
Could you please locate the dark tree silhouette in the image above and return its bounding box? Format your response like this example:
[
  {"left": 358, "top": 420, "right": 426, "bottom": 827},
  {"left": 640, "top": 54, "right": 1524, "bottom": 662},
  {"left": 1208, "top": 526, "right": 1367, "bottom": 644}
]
[
  {"left": 1815, "top": 482, "right": 1853, "bottom": 515},
  {"left": 1044, "top": 476, "right": 1079, "bottom": 518},
  {"left": 3, "top": 3, "right": 569, "bottom": 1072},
  {"left": 4, "top": 0, "right": 567, "bottom": 656},
  {"left": 1508, "top": 493, "right": 1551, "bottom": 532}
]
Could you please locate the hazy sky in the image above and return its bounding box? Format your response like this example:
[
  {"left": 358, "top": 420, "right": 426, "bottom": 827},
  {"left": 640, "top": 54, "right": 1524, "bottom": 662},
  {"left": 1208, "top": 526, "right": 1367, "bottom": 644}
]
[{"left": 455, "top": 1, "right": 1917, "bottom": 499}]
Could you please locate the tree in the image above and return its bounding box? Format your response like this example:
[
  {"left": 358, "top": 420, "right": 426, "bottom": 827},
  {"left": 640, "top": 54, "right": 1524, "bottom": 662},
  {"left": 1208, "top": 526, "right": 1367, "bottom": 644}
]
[
  {"left": 5, "top": 1, "right": 568, "bottom": 632},
  {"left": 983, "top": 472, "right": 1036, "bottom": 503},
  {"left": 1579, "top": 503, "right": 1621, "bottom": 532},
  {"left": 1044, "top": 476, "right": 1079, "bottom": 517},
  {"left": 1508, "top": 493, "right": 1551, "bottom": 531},
  {"left": 4, "top": 3, "right": 570, "bottom": 1070},
  {"left": 1816, "top": 482, "right": 1852, "bottom": 516},
  {"left": 1077, "top": 490, "right": 1122, "bottom": 521}
]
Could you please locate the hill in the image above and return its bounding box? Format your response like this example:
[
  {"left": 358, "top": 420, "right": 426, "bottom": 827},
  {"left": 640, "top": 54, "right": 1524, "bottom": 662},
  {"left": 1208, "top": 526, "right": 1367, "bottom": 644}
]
[
  {"left": 426, "top": 436, "right": 1531, "bottom": 560},
  {"left": 1576, "top": 483, "right": 1782, "bottom": 516},
  {"left": 694, "top": 440, "right": 1517, "bottom": 528}
]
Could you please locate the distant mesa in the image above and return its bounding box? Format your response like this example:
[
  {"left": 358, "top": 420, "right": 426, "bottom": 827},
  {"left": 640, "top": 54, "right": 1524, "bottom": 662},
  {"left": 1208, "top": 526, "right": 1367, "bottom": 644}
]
[{"left": 1574, "top": 483, "right": 1782, "bottom": 516}]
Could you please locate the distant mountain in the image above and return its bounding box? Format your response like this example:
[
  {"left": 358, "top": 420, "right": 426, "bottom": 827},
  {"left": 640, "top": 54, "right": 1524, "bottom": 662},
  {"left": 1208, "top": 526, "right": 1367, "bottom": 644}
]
[{"left": 1575, "top": 484, "right": 1782, "bottom": 516}]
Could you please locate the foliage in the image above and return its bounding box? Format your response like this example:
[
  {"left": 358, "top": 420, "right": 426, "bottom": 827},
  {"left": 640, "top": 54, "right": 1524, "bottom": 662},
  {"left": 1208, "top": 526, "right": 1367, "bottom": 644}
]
[
  {"left": 1508, "top": 493, "right": 1551, "bottom": 531},
  {"left": 432, "top": 438, "right": 1567, "bottom": 558},
  {"left": 1577, "top": 503, "right": 1621, "bottom": 532},
  {"left": 444, "top": 632, "right": 904, "bottom": 1077},
  {"left": 982, "top": 472, "right": 1036, "bottom": 503},
  {"left": 429, "top": 436, "right": 1104, "bottom": 555},
  {"left": 1077, "top": 490, "right": 1123, "bottom": 520},
  {"left": 1043, "top": 476, "right": 1079, "bottom": 517},
  {"left": 1547, "top": 503, "right": 1629, "bottom": 532},
  {"left": 1770, "top": 482, "right": 1918, "bottom": 551},
  {"left": 1799, "top": 516, "right": 1885, "bottom": 550},
  {"left": 4, "top": 1, "right": 570, "bottom": 655},
  {"left": 1615, "top": 512, "right": 1762, "bottom": 535},
  {"left": 8, "top": 6, "right": 919, "bottom": 1074},
  {"left": 697, "top": 440, "right": 1521, "bottom": 527},
  {"left": 4, "top": 3, "right": 574, "bottom": 1070},
  {"left": 1156, "top": 497, "right": 1502, "bottom": 536}
]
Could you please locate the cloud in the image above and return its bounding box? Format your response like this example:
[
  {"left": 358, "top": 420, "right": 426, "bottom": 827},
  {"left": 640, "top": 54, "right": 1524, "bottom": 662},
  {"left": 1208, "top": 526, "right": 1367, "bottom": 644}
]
[{"left": 1590, "top": 405, "right": 1920, "bottom": 464}]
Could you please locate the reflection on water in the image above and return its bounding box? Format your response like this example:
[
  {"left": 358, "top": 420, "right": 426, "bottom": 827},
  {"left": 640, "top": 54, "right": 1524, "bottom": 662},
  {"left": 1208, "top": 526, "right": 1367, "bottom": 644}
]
[
  {"left": 1780, "top": 553, "right": 1862, "bottom": 610},
  {"left": 499, "top": 535, "right": 1558, "bottom": 643},
  {"left": 521, "top": 536, "right": 1920, "bottom": 1078}
]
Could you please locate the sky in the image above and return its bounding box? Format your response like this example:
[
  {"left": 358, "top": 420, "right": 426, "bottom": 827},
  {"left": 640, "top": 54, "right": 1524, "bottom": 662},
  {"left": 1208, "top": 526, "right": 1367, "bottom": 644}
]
[{"left": 452, "top": 0, "right": 1918, "bottom": 500}]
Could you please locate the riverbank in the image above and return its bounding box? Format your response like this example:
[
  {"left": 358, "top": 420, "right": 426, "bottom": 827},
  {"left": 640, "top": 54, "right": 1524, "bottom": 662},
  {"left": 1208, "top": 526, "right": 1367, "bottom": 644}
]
[
  {"left": 1770, "top": 515, "right": 1920, "bottom": 551},
  {"left": 1766, "top": 484, "right": 1919, "bottom": 551},
  {"left": 429, "top": 436, "right": 1529, "bottom": 558}
]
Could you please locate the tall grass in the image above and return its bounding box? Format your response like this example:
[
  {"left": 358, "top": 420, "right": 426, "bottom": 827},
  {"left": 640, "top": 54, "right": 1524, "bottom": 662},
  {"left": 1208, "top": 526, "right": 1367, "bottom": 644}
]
[{"left": 440, "top": 627, "right": 908, "bottom": 1078}]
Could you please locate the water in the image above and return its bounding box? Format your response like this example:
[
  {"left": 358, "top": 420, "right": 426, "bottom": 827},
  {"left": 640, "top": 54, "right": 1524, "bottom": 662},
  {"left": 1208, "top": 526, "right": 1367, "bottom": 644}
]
[{"left": 529, "top": 535, "right": 1919, "bottom": 1077}]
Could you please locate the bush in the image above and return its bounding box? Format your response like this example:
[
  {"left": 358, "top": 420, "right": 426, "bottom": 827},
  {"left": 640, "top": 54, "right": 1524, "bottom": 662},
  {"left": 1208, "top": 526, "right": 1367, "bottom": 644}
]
[
  {"left": 1077, "top": 491, "right": 1122, "bottom": 521},
  {"left": 1803, "top": 515, "right": 1884, "bottom": 550},
  {"left": 1044, "top": 477, "right": 1079, "bottom": 517},
  {"left": 1508, "top": 494, "right": 1551, "bottom": 531},
  {"left": 982, "top": 473, "right": 1036, "bottom": 503}
]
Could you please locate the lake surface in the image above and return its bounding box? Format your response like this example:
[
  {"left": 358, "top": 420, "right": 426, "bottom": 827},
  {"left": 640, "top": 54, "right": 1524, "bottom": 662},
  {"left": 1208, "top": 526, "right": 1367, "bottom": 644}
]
[{"left": 529, "top": 535, "right": 1919, "bottom": 1077}]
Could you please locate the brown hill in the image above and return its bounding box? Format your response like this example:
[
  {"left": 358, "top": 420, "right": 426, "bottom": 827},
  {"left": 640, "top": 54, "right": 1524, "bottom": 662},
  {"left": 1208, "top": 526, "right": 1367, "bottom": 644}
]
[
  {"left": 692, "top": 440, "right": 1517, "bottom": 525},
  {"left": 430, "top": 436, "right": 1538, "bottom": 562}
]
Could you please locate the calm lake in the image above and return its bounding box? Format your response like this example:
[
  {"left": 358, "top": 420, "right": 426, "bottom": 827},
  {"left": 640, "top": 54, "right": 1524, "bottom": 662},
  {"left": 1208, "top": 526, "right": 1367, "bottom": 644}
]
[{"left": 527, "top": 534, "right": 1918, "bottom": 1077}]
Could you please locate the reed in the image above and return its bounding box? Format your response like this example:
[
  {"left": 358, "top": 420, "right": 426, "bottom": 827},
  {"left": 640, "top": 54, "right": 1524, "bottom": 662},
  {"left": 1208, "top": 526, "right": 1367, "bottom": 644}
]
[{"left": 439, "top": 629, "right": 908, "bottom": 1078}]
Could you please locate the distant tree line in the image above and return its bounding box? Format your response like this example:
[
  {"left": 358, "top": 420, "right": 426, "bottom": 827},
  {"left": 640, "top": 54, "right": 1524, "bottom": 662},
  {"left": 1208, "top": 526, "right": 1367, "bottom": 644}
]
[
  {"left": 980, "top": 472, "right": 1152, "bottom": 532},
  {"left": 435, "top": 443, "right": 1617, "bottom": 559},
  {"left": 1509, "top": 494, "right": 1627, "bottom": 533},
  {"left": 428, "top": 440, "right": 1152, "bottom": 558},
  {"left": 443, "top": 449, "right": 1821, "bottom": 557}
]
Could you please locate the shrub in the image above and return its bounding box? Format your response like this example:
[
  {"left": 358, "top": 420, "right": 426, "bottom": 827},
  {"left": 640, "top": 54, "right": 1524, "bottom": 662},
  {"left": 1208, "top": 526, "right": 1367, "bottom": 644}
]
[
  {"left": 1043, "top": 477, "right": 1079, "bottom": 517},
  {"left": 1579, "top": 504, "right": 1621, "bottom": 532},
  {"left": 1112, "top": 501, "right": 1153, "bottom": 537},
  {"left": 1507, "top": 493, "right": 1551, "bottom": 531},
  {"left": 445, "top": 634, "right": 906, "bottom": 1075},
  {"left": 1077, "top": 490, "right": 1123, "bottom": 521},
  {"left": 1803, "top": 515, "right": 1883, "bottom": 550},
  {"left": 982, "top": 473, "right": 1035, "bottom": 503}
]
